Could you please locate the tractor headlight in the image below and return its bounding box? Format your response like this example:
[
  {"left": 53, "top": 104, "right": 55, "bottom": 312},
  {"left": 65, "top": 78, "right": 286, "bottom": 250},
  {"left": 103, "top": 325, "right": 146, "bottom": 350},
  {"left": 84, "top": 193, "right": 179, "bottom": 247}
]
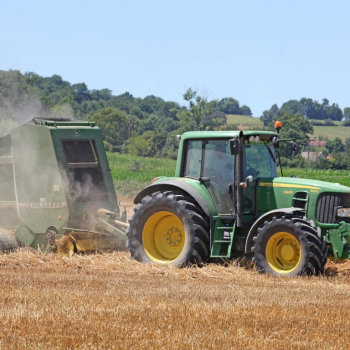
[
  {"left": 337, "top": 208, "right": 350, "bottom": 217},
  {"left": 248, "top": 136, "right": 260, "bottom": 143}
]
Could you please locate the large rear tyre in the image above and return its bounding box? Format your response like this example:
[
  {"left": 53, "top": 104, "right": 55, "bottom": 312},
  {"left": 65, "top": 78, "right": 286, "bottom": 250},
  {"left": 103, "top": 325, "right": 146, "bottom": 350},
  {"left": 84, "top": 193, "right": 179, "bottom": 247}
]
[
  {"left": 252, "top": 216, "right": 327, "bottom": 277},
  {"left": 126, "top": 191, "right": 210, "bottom": 266}
]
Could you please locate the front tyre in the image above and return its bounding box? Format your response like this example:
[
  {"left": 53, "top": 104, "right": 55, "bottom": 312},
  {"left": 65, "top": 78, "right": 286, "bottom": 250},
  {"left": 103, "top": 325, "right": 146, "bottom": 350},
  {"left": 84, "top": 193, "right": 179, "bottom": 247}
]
[
  {"left": 126, "top": 191, "right": 210, "bottom": 266},
  {"left": 252, "top": 216, "right": 327, "bottom": 276}
]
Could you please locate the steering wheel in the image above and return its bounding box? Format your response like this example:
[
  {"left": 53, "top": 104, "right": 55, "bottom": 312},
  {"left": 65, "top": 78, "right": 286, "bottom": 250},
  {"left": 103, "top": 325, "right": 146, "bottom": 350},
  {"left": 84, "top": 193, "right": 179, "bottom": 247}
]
[{"left": 246, "top": 165, "right": 260, "bottom": 177}]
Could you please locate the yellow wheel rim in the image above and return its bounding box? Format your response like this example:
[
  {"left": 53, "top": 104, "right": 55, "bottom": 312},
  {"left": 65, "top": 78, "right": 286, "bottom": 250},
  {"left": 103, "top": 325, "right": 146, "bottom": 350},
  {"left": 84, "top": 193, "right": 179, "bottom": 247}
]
[
  {"left": 266, "top": 232, "right": 301, "bottom": 273},
  {"left": 142, "top": 211, "right": 186, "bottom": 263}
]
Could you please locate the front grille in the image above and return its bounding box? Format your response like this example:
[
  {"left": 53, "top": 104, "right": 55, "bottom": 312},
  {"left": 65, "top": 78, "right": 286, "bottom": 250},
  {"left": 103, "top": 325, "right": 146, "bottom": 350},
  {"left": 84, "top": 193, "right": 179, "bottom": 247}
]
[{"left": 316, "top": 192, "right": 350, "bottom": 224}]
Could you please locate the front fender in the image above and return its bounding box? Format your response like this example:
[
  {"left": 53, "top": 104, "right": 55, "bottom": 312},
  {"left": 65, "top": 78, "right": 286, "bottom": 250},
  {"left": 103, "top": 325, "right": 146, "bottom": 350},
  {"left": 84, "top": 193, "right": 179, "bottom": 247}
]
[{"left": 245, "top": 207, "right": 305, "bottom": 253}]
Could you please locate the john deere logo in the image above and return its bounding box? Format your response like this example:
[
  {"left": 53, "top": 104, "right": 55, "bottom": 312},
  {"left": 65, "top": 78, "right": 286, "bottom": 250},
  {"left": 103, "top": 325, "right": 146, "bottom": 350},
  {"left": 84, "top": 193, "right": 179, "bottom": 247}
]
[
  {"left": 284, "top": 191, "right": 293, "bottom": 194},
  {"left": 19, "top": 202, "right": 67, "bottom": 209},
  {"left": 311, "top": 190, "right": 319, "bottom": 194}
]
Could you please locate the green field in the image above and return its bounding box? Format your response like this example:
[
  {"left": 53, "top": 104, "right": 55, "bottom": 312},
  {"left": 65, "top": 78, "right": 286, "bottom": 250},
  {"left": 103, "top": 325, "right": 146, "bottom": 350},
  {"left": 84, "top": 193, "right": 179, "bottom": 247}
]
[
  {"left": 309, "top": 119, "right": 343, "bottom": 126},
  {"left": 280, "top": 168, "right": 350, "bottom": 187},
  {"left": 312, "top": 125, "right": 350, "bottom": 142},
  {"left": 108, "top": 152, "right": 350, "bottom": 196},
  {"left": 226, "top": 114, "right": 263, "bottom": 127},
  {"left": 107, "top": 152, "right": 177, "bottom": 196},
  {"left": 225, "top": 115, "right": 350, "bottom": 142}
]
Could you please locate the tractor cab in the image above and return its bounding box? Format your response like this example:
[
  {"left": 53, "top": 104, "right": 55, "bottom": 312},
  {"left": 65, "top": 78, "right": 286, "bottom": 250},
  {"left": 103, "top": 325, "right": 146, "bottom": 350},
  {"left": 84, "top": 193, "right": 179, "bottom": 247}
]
[{"left": 179, "top": 131, "right": 278, "bottom": 219}]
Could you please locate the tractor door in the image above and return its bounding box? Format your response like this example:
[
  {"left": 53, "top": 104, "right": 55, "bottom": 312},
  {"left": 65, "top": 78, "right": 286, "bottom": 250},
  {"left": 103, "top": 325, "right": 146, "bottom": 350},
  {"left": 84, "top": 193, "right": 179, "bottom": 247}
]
[
  {"left": 184, "top": 140, "right": 235, "bottom": 215},
  {"left": 242, "top": 141, "right": 277, "bottom": 215}
]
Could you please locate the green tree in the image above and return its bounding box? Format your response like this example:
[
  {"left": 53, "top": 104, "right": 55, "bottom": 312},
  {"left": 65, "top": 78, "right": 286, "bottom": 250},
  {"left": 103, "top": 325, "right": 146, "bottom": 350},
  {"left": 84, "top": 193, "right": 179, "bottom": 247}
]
[
  {"left": 217, "top": 97, "right": 240, "bottom": 114},
  {"left": 92, "top": 107, "right": 129, "bottom": 151},
  {"left": 325, "top": 103, "right": 343, "bottom": 121},
  {"left": 280, "top": 100, "right": 299, "bottom": 115},
  {"left": 345, "top": 136, "right": 350, "bottom": 152},
  {"left": 239, "top": 105, "right": 252, "bottom": 116},
  {"left": 72, "top": 83, "right": 91, "bottom": 104},
  {"left": 158, "top": 117, "right": 180, "bottom": 132},
  {"left": 124, "top": 131, "right": 157, "bottom": 157},
  {"left": 275, "top": 111, "right": 313, "bottom": 138},
  {"left": 325, "top": 137, "right": 345, "bottom": 155},
  {"left": 260, "top": 104, "right": 279, "bottom": 126},
  {"left": 202, "top": 110, "right": 227, "bottom": 130},
  {"left": 178, "top": 88, "right": 216, "bottom": 132},
  {"left": 273, "top": 111, "right": 313, "bottom": 157},
  {"left": 91, "top": 88, "right": 112, "bottom": 101},
  {"left": 162, "top": 131, "right": 179, "bottom": 159}
]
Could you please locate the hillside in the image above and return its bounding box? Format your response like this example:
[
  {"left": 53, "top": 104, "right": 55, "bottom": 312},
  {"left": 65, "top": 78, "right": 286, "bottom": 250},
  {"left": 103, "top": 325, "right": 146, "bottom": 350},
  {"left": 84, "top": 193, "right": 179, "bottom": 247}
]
[
  {"left": 226, "top": 114, "right": 350, "bottom": 142},
  {"left": 312, "top": 125, "right": 350, "bottom": 142},
  {"left": 226, "top": 114, "right": 263, "bottom": 128}
]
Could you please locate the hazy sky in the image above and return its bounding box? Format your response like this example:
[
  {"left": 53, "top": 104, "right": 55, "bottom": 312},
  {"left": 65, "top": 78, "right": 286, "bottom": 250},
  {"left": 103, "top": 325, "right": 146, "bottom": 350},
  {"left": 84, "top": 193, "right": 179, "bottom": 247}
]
[{"left": 1, "top": 0, "right": 349, "bottom": 117}]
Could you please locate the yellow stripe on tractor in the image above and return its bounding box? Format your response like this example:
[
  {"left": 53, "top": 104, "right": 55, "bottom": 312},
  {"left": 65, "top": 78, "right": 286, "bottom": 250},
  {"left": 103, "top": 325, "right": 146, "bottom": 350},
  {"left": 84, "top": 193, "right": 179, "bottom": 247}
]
[{"left": 259, "top": 182, "right": 321, "bottom": 190}]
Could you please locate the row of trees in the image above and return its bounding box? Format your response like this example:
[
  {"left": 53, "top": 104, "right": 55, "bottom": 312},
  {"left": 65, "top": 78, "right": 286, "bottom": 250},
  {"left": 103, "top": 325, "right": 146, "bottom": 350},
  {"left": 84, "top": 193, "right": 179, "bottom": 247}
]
[
  {"left": 215, "top": 97, "right": 252, "bottom": 116},
  {"left": 260, "top": 98, "right": 349, "bottom": 126},
  {"left": 0, "top": 70, "right": 253, "bottom": 158},
  {"left": 1, "top": 70, "right": 350, "bottom": 168}
]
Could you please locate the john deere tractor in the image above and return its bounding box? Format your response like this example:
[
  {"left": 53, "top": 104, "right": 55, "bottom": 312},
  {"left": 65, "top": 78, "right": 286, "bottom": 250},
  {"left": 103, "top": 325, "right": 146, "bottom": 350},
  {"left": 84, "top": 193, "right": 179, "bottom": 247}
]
[{"left": 127, "top": 126, "right": 350, "bottom": 277}]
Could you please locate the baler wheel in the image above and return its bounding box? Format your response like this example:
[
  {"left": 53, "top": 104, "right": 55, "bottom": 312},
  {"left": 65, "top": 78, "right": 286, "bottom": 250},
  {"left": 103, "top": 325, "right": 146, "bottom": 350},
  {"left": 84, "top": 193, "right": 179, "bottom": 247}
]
[
  {"left": 0, "top": 232, "right": 19, "bottom": 253},
  {"left": 252, "top": 216, "right": 327, "bottom": 276},
  {"left": 126, "top": 191, "right": 210, "bottom": 266}
]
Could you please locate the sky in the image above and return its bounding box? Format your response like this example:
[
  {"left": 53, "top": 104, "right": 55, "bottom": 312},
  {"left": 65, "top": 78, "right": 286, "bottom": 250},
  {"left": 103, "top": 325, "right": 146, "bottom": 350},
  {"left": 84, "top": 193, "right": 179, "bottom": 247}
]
[{"left": 1, "top": 0, "right": 349, "bottom": 117}]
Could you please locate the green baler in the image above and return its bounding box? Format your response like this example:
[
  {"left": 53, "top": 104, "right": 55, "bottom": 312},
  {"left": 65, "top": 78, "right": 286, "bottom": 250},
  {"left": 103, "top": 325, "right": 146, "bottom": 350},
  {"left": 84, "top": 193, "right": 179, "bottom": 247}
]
[
  {"left": 127, "top": 128, "right": 350, "bottom": 277},
  {"left": 0, "top": 119, "right": 128, "bottom": 254}
]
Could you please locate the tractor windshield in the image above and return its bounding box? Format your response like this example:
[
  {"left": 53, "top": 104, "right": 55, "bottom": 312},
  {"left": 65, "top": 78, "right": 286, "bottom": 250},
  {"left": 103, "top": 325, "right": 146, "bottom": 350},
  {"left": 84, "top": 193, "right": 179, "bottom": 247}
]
[{"left": 244, "top": 142, "right": 277, "bottom": 179}]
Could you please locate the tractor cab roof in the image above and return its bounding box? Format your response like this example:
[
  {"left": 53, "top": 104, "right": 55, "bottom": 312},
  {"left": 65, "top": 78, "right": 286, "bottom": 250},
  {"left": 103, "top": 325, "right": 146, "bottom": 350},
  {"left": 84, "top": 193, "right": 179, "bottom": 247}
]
[{"left": 181, "top": 130, "right": 279, "bottom": 140}]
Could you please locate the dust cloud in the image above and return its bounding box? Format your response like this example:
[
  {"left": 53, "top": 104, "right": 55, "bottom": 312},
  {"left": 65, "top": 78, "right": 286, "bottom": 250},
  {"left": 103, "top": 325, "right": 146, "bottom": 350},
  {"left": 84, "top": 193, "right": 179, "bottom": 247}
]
[{"left": 0, "top": 79, "right": 74, "bottom": 138}]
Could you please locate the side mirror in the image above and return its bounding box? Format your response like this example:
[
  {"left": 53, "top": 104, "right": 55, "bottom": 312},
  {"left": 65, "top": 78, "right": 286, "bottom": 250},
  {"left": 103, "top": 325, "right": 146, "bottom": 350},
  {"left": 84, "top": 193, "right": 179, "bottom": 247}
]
[
  {"left": 239, "top": 175, "right": 254, "bottom": 189},
  {"left": 229, "top": 138, "right": 240, "bottom": 155},
  {"left": 246, "top": 175, "right": 254, "bottom": 183}
]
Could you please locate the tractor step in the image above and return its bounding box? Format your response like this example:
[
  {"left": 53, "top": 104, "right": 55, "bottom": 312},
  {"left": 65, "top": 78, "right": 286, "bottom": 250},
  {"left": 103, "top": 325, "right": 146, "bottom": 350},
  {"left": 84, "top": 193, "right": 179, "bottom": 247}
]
[{"left": 210, "top": 222, "right": 236, "bottom": 258}]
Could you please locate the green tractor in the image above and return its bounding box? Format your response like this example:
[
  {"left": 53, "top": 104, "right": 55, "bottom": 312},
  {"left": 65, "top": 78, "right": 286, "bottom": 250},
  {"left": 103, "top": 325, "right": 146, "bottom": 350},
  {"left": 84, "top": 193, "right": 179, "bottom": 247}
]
[
  {"left": 0, "top": 118, "right": 128, "bottom": 254},
  {"left": 127, "top": 126, "right": 350, "bottom": 277}
]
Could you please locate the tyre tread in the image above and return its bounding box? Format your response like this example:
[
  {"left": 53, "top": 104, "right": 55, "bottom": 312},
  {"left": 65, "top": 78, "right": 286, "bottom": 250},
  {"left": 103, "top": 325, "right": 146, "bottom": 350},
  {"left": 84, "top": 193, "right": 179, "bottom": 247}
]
[
  {"left": 126, "top": 191, "right": 210, "bottom": 266},
  {"left": 252, "top": 215, "right": 327, "bottom": 276}
]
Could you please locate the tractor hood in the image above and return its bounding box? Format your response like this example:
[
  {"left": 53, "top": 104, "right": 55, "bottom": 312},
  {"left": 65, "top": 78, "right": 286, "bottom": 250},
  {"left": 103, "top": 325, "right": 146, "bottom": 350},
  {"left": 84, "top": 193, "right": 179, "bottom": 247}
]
[
  {"left": 257, "top": 177, "right": 350, "bottom": 222},
  {"left": 260, "top": 177, "right": 350, "bottom": 193}
]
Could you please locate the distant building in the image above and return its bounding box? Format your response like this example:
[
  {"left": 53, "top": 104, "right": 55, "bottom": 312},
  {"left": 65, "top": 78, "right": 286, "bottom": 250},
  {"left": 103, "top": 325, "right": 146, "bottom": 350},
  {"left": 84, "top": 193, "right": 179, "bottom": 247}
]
[
  {"left": 309, "top": 141, "right": 326, "bottom": 147},
  {"left": 301, "top": 151, "right": 325, "bottom": 161}
]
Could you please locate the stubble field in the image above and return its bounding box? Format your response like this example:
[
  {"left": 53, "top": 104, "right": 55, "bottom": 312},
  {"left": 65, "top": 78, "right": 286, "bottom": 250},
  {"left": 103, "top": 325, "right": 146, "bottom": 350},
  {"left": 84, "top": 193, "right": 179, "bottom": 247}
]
[
  {"left": 2, "top": 160, "right": 350, "bottom": 349},
  {"left": 1, "top": 251, "right": 350, "bottom": 349}
]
